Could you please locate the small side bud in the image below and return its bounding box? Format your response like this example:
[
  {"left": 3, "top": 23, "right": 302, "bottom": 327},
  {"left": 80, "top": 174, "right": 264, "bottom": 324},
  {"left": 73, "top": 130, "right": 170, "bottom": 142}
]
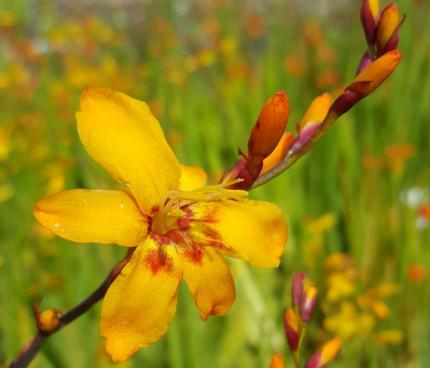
[
  {"left": 305, "top": 338, "right": 341, "bottom": 368},
  {"left": 248, "top": 91, "right": 290, "bottom": 162},
  {"left": 260, "top": 132, "right": 294, "bottom": 175},
  {"left": 284, "top": 308, "right": 301, "bottom": 352},
  {"left": 300, "top": 284, "right": 318, "bottom": 323},
  {"left": 269, "top": 353, "right": 287, "bottom": 368},
  {"left": 35, "top": 305, "right": 61, "bottom": 334},
  {"left": 291, "top": 272, "right": 306, "bottom": 307}
]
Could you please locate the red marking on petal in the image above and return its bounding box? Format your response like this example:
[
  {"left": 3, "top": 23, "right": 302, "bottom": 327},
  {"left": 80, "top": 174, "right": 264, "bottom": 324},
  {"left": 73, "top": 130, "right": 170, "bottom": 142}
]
[
  {"left": 145, "top": 247, "right": 173, "bottom": 274},
  {"left": 183, "top": 244, "right": 204, "bottom": 264}
]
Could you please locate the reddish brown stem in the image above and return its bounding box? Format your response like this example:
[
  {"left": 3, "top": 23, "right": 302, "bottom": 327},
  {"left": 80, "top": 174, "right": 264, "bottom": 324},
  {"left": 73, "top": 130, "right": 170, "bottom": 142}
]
[{"left": 9, "top": 250, "right": 133, "bottom": 368}]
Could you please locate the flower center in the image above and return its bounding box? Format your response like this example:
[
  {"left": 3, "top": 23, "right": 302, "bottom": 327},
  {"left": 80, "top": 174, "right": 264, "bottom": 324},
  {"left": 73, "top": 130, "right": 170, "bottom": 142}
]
[{"left": 150, "top": 179, "right": 247, "bottom": 241}]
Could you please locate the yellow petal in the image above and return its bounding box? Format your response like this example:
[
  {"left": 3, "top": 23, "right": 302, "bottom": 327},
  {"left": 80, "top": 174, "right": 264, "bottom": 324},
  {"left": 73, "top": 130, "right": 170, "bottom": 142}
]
[
  {"left": 34, "top": 189, "right": 147, "bottom": 246},
  {"left": 192, "top": 200, "right": 288, "bottom": 268},
  {"left": 100, "top": 239, "right": 182, "bottom": 361},
  {"left": 260, "top": 132, "right": 294, "bottom": 175},
  {"left": 76, "top": 87, "right": 181, "bottom": 214},
  {"left": 179, "top": 164, "right": 207, "bottom": 191},
  {"left": 180, "top": 247, "right": 235, "bottom": 320},
  {"left": 300, "top": 92, "right": 332, "bottom": 129},
  {"left": 351, "top": 50, "right": 401, "bottom": 95}
]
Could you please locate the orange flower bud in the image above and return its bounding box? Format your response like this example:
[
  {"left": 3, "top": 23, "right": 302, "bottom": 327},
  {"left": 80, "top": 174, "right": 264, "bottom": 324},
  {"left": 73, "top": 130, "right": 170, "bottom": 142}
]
[
  {"left": 376, "top": 4, "right": 403, "bottom": 52},
  {"left": 352, "top": 49, "right": 401, "bottom": 93},
  {"left": 248, "top": 91, "right": 289, "bottom": 161},
  {"left": 300, "top": 284, "right": 318, "bottom": 323},
  {"left": 284, "top": 308, "right": 301, "bottom": 352},
  {"left": 331, "top": 50, "right": 401, "bottom": 116},
  {"left": 269, "top": 353, "right": 287, "bottom": 368},
  {"left": 305, "top": 338, "right": 341, "bottom": 368},
  {"left": 36, "top": 308, "right": 61, "bottom": 333}
]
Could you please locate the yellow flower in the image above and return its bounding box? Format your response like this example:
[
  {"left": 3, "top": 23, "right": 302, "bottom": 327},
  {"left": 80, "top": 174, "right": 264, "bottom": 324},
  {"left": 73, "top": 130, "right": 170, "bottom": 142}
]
[{"left": 34, "top": 87, "right": 288, "bottom": 361}]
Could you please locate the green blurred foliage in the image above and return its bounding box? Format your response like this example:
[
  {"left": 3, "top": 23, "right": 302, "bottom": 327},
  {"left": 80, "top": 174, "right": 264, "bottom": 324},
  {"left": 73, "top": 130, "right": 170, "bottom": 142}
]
[{"left": 1, "top": 0, "right": 430, "bottom": 367}]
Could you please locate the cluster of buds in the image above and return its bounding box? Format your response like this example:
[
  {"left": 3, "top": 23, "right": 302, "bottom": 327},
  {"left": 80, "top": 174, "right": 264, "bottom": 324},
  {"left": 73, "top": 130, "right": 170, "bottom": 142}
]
[
  {"left": 270, "top": 273, "right": 341, "bottom": 368},
  {"left": 360, "top": 0, "right": 404, "bottom": 65},
  {"left": 225, "top": 0, "right": 403, "bottom": 190}
]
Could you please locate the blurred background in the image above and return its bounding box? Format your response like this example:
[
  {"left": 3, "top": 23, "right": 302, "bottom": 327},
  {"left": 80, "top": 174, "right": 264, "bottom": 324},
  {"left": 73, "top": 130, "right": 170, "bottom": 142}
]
[{"left": 1, "top": 0, "right": 430, "bottom": 366}]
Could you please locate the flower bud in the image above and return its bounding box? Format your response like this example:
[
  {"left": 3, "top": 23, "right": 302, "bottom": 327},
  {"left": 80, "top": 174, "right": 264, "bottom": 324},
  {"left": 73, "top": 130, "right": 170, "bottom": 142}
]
[
  {"left": 361, "top": 0, "right": 379, "bottom": 45},
  {"left": 300, "top": 92, "right": 332, "bottom": 131},
  {"left": 331, "top": 50, "right": 401, "bottom": 116},
  {"left": 284, "top": 308, "right": 301, "bottom": 352},
  {"left": 35, "top": 307, "right": 61, "bottom": 333},
  {"left": 305, "top": 338, "right": 341, "bottom": 368},
  {"left": 291, "top": 272, "right": 306, "bottom": 307},
  {"left": 269, "top": 353, "right": 287, "bottom": 368},
  {"left": 300, "top": 284, "right": 318, "bottom": 323},
  {"left": 248, "top": 91, "right": 289, "bottom": 162},
  {"left": 375, "top": 4, "right": 403, "bottom": 53}
]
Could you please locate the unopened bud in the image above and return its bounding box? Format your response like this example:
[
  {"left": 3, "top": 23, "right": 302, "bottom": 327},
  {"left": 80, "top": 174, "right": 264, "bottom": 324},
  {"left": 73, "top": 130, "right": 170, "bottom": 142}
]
[
  {"left": 284, "top": 308, "right": 301, "bottom": 352},
  {"left": 375, "top": 4, "right": 403, "bottom": 53},
  {"left": 248, "top": 91, "right": 289, "bottom": 162},
  {"left": 331, "top": 50, "right": 401, "bottom": 116},
  {"left": 300, "top": 285, "right": 318, "bottom": 323},
  {"left": 269, "top": 353, "right": 287, "bottom": 368},
  {"left": 300, "top": 92, "right": 332, "bottom": 130},
  {"left": 35, "top": 307, "right": 61, "bottom": 333},
  {"left": 305, "top": 338, "right": 341, "bottom": 368},
  {"left": 361, "top": 0, "right": 379, "bottom": 45},
  {"left": 291, "top": 272, "right": 306, "bottom": 307}
]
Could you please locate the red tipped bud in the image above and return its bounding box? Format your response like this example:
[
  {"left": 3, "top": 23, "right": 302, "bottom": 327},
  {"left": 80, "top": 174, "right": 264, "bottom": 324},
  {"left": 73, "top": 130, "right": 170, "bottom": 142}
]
[
  {"left": 291, "top": 272, "right": 306, "bottom": 307},
  {"left": 269, "top": 353, "right": 287, "bottom": 368},
  {"left": 305, "top": 338, "right": 341, "bottom": 368},
  {"left": 300, "top": 284, "right": 318, "bottom": 323},
  {"left": 284, "top": 308, "right": 301, "bottom": 352},
  {"left": 248, "top": 91, "right": 289, "bottom": 162}
]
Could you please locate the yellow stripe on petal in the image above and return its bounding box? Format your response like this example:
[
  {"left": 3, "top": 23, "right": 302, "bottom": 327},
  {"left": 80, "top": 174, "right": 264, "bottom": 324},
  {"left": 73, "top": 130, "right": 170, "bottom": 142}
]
[
  {"left": 193, "top": 199, "right": 288, "bottom": 268},
  {"left": 180, "top": 247, "right": 235, "bottom": 320},
  {"left": 179, "top": 164, "right": 207, "bottom": 191},
  {"left": 76, "top": 88, "right": 181, "bottom": 214},
  {"left": 34, "top": 189, "right": 147, "bottom": 247},
  {"left": 300, "top": 92, "right": 332, "bottom": 129},
  {"left": 100, "top": 239, "right": 182, "bottom": 362}
]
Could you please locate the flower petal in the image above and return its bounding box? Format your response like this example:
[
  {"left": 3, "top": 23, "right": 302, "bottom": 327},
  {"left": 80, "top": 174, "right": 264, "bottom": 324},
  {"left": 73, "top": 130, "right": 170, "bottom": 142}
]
[
  {"left": 191, "top": 199, "right": 288, "bottom": 268},
  {"left": 76, "top": 88, "right": 181, "bottom": 213},
  {"left": 100, "top": 239, "right": 182, "bottom": 361},
  {"left": 179, "top": 164, "right": 207, "bottom": 191},
  {"left": 34, "top": 189, "right": 147, "bottom": 246},
  {"left": 179, "top": 246, "right": 235, "bottom": 320}
]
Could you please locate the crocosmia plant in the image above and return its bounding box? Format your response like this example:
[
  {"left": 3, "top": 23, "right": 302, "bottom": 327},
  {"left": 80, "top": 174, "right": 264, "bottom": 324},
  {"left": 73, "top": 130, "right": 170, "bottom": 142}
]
[{"left": 6, "top": 0, "right": 407, "bottom": 366}]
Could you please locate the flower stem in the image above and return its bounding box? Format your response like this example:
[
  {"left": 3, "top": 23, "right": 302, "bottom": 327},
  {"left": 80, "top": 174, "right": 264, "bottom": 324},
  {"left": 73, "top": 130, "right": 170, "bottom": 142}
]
[{"left": 9, "top": 249, "right": 133, "bottom": 368}]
